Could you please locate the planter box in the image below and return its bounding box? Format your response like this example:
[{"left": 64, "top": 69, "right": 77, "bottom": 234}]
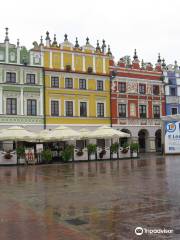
[
  {"left": 97, "top": 147, "right": 110, "bottom": 160},
  {"left": 112, "top": 152, "right": 118, "bottom": 159},
  {"left": 0, "top": 151, "right": 17, "bottom": 165},
  {"left": 74, "top": 148, "right": 88, "bottom": 161},
  {"left": 132, "top": 151, "right": 138, "bottom": 158},
  {"left": 118, "top": 147, "right": 131, "bottom": 159},
  {"left": 89, "top": 154, "right": 96, "bottom": 160}
]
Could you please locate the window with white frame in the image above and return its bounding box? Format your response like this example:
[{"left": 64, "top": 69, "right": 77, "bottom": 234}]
[
  {"left": 118, "top": 104, "right": 126, "bottom": 118},
  {"left": 153, "top": 105, "right": 160, "bottom": 119},
  {"left": 97, "top": 80, "right": 104, "bottom": 91},
  {"left": 6, "top": 72, "right": 16, "bottom": 83},
  {"left": 79, "top": 79, "right": 86, "bottom": 89},
  {"left": 65, "top": 101, "right": 73, "bottom": 116},
  {"left": 51, "top": 100, "right": 59, "bottom": 116},
  {"left": 80, "top": 102, "right": 87, "bottom": 117},
  {"left": 6, "top": 98, "right": 17, "bottom": 115},
  {"left": 97, "top": 102, "right": 104, "bottom": 117},
  {"left": 27, "top": 99, "right": 37, "bottom": 116},
  {"left": 26, "top": 74, "right": 36, "bottom": 84},
  {"left": 65, "top": 78, "right": 73, "bottom": 89},
  {"left": 51, "top": 76, "right": 59, "bottom": 88}
]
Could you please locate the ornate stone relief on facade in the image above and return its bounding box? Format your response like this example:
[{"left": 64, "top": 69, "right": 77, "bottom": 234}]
[
  {"left": 111, "top": 81, "right": 116, "bottom": 91},
  {"left": 126, "top": 82, "right": 137, "bottom": 93},
  {"left": 147, "top": 84, "right": 152, "bottom": 94}
]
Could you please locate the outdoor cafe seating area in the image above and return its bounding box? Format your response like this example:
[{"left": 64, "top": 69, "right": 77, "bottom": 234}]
[{"left": 0, "top": 125, "right": 138, "bottom": 165}]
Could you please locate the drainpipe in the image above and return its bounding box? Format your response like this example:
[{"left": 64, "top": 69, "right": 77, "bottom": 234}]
[{"left": 43, "top": 67, "right": 46, "bottom": 129}]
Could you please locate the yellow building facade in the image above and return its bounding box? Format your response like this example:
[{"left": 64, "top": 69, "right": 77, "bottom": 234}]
[{"left": 31, "top": 33, "right": 112, "bottom": 130}]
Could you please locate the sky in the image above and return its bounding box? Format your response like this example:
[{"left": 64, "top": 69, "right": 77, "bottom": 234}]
[{"left": 0, "top": 0, "right": 179, "bottom": 65}]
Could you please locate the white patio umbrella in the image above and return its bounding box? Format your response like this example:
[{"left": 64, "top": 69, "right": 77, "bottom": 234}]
[
  {"left": 79, "top": 128, "right": 91, "bottom": 139},
  {"left": 0, "top": 126, "right": 37, "bottom": 141},
  {"left": 49, "top": 126, "right": 80, "bottom": 141},
  {"left": 89, "top": 125, "right": 130, "bottom": 139},
  {"left": 36, "top": 129, "right": 53, "bottom": 142}
]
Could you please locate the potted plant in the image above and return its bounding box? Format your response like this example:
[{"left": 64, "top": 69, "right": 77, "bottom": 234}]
[
  {"left": 62, "top": 145, "right": 74, "bottom": 162},
  {"left": 16, "top": 146, "right": 25, "bottom": 163},
  {"left": 130, "top": 143, "right": 139, "bottom": 158},
  {"left": 110, "top": 143, "right": 119, "bottom": 159},
  {"left": 121, "top": 143, "right": 129, "bottom": 154},
  {"left": 41, "top": 149, "right": 53, "bottom": 163},
  {"left": 87, "top": 144, "right": 96, "bottom": 160}
]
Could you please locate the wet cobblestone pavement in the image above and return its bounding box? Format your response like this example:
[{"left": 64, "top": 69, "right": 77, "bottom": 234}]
[{"left": 0, "top": 154, "right": 180, "bottom": 239}]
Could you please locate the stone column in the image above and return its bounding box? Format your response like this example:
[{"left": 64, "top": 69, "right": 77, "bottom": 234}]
[
  {"left": 40, "top": 88, "right": 43, "bottom": 116},
  {"left": 50, "top": 51, "right": 52, "bottom": 68},
  {"left": 72, "top": 53, "right": 75, "bottom": 71},
  {"left": 93, "top": 55, "right": 96, "bottom": 73},
  {"left": 0, "top": 87, "right": 3, "bottom": 114},
  {"left": 20, "top": 88, "right": 24, "bottom": 115},
  {"left": 103, "top": 57, "right": 106, "bottom": 74},
  {"left": 83, "top": 56, "right": 85, "bottom": 72},
  {"left": 61, "top": 52, "right": 64, "bottom": 70}
]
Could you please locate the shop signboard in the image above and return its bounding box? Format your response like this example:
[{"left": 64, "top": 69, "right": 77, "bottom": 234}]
[{"left": 165, "top": 121, "right": 180, "bottom": 154}]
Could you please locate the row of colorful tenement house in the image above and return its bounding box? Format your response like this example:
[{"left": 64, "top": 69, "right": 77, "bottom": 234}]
[{"left": 0, "top": 28, "right": 178, "bottom": 153}]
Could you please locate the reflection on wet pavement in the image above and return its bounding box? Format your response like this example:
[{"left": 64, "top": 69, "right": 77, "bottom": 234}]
[{"left": 0, "top": 154, "right": 180, "bottom": 239}]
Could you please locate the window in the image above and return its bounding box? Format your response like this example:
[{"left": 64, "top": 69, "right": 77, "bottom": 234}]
[
  {"left": 171, "top": 108, "right": 177, "bottom": 115},
  {"left": 170, "top": 87, "right": 176, "bottom": 96},
  {"left": 65, "top": 101, "right": 73, "bottom": 116},
  {"left": 139, "top": 105, "right": 146, "bottom": 118},
  {"left": 80, "top": 102, "right": 87, "bottom": 117},
  {"left": 27, "top": 99, "right": 37, "bottom": 116},
  {"left": 153, "top": 85, "right": 159, "bottom": 95},
  {"left": 6, "top": 72, "right": 16, "bottom": 83},
  {"left": 51, "top": 101, "right": 59, "bottom": 116},
  {"left": 118, "top": 104, "right": 126, "bottom": 118},
  {"left": 130, "top": 103, "right": 136, "bottom": 117},
  {"left": 119, "top": 82, "right": 126, "bottom": 93},
  {"left": 153, "top": 105, "right": 160, "bottom": 119},
  {"left": 97, "top": 103, "right": 104, "bottom": 117},
  {"left": 139, "top": 84, "right": 146, "bottom": 94},
  {"left": 79, "top": 79, "right": 86, "bottom": 89},
  {"left": 51, "top": 76, "right": 59, "bottom": 88},
  {"left": 97, "top": 80, "right": 104, "bottom": 91},
  {"left": 6, "top": 98, "right": 17, "bottom": 115},
  {"left": 65, "top": 78, "right": 73, "bottom": 89},
  {"left": 26, "top": 74, "right": 35, "bottom": 84}
]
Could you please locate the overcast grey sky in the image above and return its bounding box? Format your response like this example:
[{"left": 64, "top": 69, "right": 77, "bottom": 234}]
[{"left": 0, "top": 0, "right": 179, "bottom": 65}]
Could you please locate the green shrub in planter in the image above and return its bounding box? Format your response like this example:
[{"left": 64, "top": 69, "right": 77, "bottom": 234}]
[
  {"left": 110, "top": 143, "right": 119, "bottom": 153},
  {"left": 16, "top": 146, "right": 25, "bottom": 159},
  {"left": 62, "top": 145, "right": 74, "bottom": 162},
  {"left": 130, "top": 143, "right": 139, "bottom": 152},
  {"left": 41, "top": 149, "right": 53, "bottom": 163},
  {"left": 87, "top": 144, "right": 97, "bottom": 155}
]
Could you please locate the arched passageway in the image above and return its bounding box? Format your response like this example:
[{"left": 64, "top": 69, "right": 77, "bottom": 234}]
[
  {"left": 138, "top": 129, "right": 149, "bottom": 153},
  {"left": 155, "top": 129, "right": 161, "bottom": 152}
]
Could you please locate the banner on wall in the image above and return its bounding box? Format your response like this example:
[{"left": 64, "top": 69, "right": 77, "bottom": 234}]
[{"left": 165, "top": 121, "right": 180, "bottom": 154}]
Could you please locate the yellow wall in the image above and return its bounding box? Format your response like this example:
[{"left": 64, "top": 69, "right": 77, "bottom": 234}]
[{"left": 43, "top": 46, "right": 111, "bottom": 126}]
